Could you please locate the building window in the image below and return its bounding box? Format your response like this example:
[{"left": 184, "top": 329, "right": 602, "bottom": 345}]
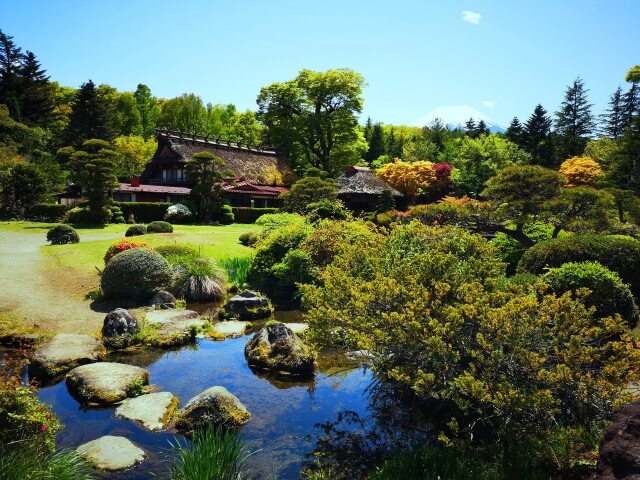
[{"left": 113, "top": 193, "right": 133, "bottom": 202}]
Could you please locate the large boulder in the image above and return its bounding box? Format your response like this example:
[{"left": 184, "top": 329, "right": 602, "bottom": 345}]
[
  {"left": 175, "top": 386, "right": 251, "bottom": 434},
  {"left": 30, "top": 334, "right": 105, "bottom": 380},
  {"left": 224, "top": 290, "right": 273, "bottom": 320},
  {"left": 102, "top": 308, "right": 139, "bottom": 349},
  {"left": 66, "top": 362, "right": 149, "bottom": 405},
  {"left": 599, "top": 399, "right": 640, "bottom": 479},
  {"left": 150, "top": 290, "right": 176, "bottom": 309},
  {"left": 244, "top": 322, "right": 315, "bottom": 377},
  {"left": 76, "top": 436, "right": 145, "bottom": 471},
  {"left": 114, "top": 392, "right": 179, "bottom": 431}
]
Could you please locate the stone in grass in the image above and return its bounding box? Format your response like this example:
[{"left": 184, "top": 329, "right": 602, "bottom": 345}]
[
  {"left": 66, "top": 362, "right": 149, "bottom": 405},
  {"left": 175, "top": 386, "right": 251, "bottom": 434},
  {"left": 30, "top": 333, "right": 106, "bottom": 380},
  {"left": 245, "top": 322, "right": 315, "bottom": 377},
  {"left": 76, "top": 435, "right": 145, "bottom": 471},
  {"left": 114, "top": 392, "right": 179, "bottom": 431},
  {"left": 150, "top": 290, "right": 176, "bottom": 309},
  {"left": 224, "top": 290, "right": 273, "bottom": 320},
  {"left": 102, "top": 308, "right": 139, "bottom": 349}
]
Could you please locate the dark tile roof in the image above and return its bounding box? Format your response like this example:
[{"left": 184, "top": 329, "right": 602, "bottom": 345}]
[
  {"left": 223, "top": 181, "right": 289, "bottom": 197},
  {"left": 336, "top": 166, "right": 403, "bottom": 196}
]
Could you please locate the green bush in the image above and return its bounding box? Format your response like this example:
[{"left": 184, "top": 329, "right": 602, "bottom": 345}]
[
  {"left": 239, "top": 231, "right": 260, "bottom": 247},
  {"left": 165, "top": 203, "right": 193, "bottom": 224},
  {"left": 254, "top": 212, "right": 308, "bottom": 236},
  {"left": 543, "top": 261, "right": 639, "bottom": 325},
  {"left": 46, "top": 225, "right": 80, "bottom": 245},
  {"left": 156, "top": 244, "right": 196, "bottom": 259},
  {"left": 28, "top": 203, "right": 70, "bottom": 222},
  {"left": 109, "top": 205, "right": 125, "bottom": 224},
  {"left": 216, "top": 204, "right": 234, "bottom": 225},
  {"left": 64, "top": 206, "right": 111, "bottom": 225},
  {"left": 491, "top": 223, "right": 555, "bottom": 276},
  {"left": 518, "top": 234, "right": 640, "bottom": 296},
  {"left": 112, "top": 201, "right": 171, "bottom": 223},
  {"left": 232, "top": 207, "right": 278, "bottom": 223},
  {"left": 171, "top": 255, "right": 226, "bottom": 302},
  {"left": 147, "top": 220, "right": 174, "bottom": 233},
  {"left": 125, "top": 224, "right": 147, "bottom": 237},
  {"left": 305, "top": 199, "right": 350, "bottom": 222},
  {"left": 101, "top": 248, "right": 172, "bottom": 301}
]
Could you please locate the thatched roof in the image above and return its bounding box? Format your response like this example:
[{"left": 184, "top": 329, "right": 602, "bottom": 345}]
[
  {"left": 336, "top": 166, "right": 403, "bottom": 196},
  {"left": 141, "top": 130, "right": 287, "bottom": 183}
]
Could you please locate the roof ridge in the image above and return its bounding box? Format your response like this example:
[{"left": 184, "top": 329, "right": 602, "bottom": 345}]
[{"left": 156, "top": 128, "right": 277, "bottom": 155}]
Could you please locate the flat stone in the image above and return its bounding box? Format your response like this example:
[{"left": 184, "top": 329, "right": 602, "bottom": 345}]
[
  {"left": 76, "top": 435, "right": 145, "bottom": 471},
  {"left": 285, "top": 323, "right": 308, "bottom": 335},
  {"left": 30, "top": 334, "right": 105, "bottom": 379},
  {"left": 145, "top": 309, "right": 205, "bottom": 348},
  {"left": 145, "top": 309, "right": 200, "bottom": 326},
  {"left": 175, "top": 386, "right": 251, "bottom": 433},
  {"left": 114, "top": 392, "right": 178, "bottom": 431},
  {"left": 211, "top": 320, "right": 249, "bottom": 338},
  {"left": 66, "top": 362, "right": 149, "bottom": 405}
]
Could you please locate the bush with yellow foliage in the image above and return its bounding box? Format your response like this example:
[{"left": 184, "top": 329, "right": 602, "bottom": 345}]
[
  {"left": 559, "top": 156, "right": 604, "bottom": 187},
  {"left": 375, "top": 159, "right": 436, "bottom": 199}
]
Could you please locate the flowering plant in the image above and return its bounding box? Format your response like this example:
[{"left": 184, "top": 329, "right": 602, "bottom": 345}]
[{"left": 104, "top": 239, "right": 153, "bottom": 264}]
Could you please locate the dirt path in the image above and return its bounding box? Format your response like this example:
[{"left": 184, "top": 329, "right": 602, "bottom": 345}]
[{"left": 0, "top": 229, "right": 121, "bottom": 335}]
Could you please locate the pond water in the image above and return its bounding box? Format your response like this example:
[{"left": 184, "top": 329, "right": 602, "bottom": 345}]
[{"left": 35, "top": 314, "right": 374, "bottom": 479}]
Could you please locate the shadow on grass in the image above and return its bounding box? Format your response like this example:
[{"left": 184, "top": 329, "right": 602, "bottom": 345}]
[{"left": 89, "top": 297, "right": 149, "bottom": 313}]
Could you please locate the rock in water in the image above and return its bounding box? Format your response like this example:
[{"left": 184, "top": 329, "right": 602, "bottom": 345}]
[
  {"left": 102, "top": 309, "right": 139, "bottom": 349},
  {"left": 150, "top": 290, "right": 176, "bottom": 309},
  {"left": 599, "top": 399, "right": 640, "bottom": 479},
  {"left": 244, "top": 322, "right": 315, "bottom": 377},
  {"left": 145, "top": 309, "right": 205, "bottom": 347},
  {"left": 66, "top": 362, "right": 149, "bottom": 405},
  {"left": 76, "top": 436, "right": 145, "bottom": 471},
  {"left": 30, "top": 334, "right": 105, "bottom": 380},
  {"left": 211, "top": 320, "right": 249, "bottom": 339},
  {"left": 114, "top": 392, "right": 179, "bottom": 431},
  {"left": 224, "top": 290, "right": 273, "bottom": 320},
  {"left": 175, "top": 386, "right": 251, "bottom": 433}
]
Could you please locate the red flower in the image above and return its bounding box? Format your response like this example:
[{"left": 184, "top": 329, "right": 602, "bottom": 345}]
[{"left": 41, "top": 424, "right": 48, "bottom": 432}]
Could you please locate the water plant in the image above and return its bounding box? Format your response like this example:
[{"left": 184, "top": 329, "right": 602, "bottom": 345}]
[{"left": 220, "top": 256, "right": 253, "bottom": 288}]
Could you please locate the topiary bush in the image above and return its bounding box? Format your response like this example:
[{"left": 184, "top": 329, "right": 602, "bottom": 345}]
[
  {"left": 101, "top": 248, "right": 172, "bottom": 301},
  {"left": 165, "top": 204, "right": 192, "bottom": 224},
  {"left": 109, "top": 205, "right": 125, "bottom": 224},
  {"left": 543, "top": 261, "right": 639, "bottom": 326},
  {"left": 518, "top": 234, "right": 640, "bottom": 296},
  {"left": 46, "top": 224, "right": 80, "bottom": 245},
  {"left": 239, "top": 231, "right": 260, "bottom": 247},
  {"left": 28, "top": 203, "right": 70, "bottom": 222},
  {"left": 147, "top": 220, "right": 174, "bottom": 233},
  {"left": 125, "top": 224, "right": 147, "bottom": 237},
  {"left": 64, "top": 207, "right": 111, "bottom": 225},
  {"left": 304, "top": 199, "right": 350, "bottom": 222},
  {"left": 215, "top": 204, "right": 234, "bottom": 225}
]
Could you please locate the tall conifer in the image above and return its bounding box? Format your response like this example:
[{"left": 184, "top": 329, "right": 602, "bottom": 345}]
[{"left": 554, "top": 77, "right": 595, "bottom": 160}]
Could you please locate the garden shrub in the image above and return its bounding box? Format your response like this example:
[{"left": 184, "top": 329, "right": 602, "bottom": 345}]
[
  {"left": 232, "top": 207, "right": 278, "bottom": 224},
  {"left": 543, "top": 261, "right": 639, "bottom": 325},
  {"left": 165, "top": 203, "right": 192, "bottom": 224},
  {"left": 490, "top": 223, "right": 555, "bottom": 276},
  {"left": 112, "top": 201, "right": 171, "bottom": 223},
  {"left": 254, "top": 212, "right": 308, "bottom": 236},
  {"left": 155, "top": 244, "right": 196, "bottom": 259},
  {"left": 215, "top": 204, "right": 234, "bottom": 225},
  {"left": 125, "top": 224, "right": 147, "bottom": 237},
  {"left": 220, "top": 256, "right": 253, "bottom": 288},
  {"left": 101, "top": 248, "right": 172, "bottom": 301},
  {"left": 171, "top": 256, "right": 226, "bottom": 302},
  {"left": 104, "top": 239, "right": 153, "bottom": 264},
  {"left": 270, "top": 249, "right": 315, "bottom": 300},
  {"left": 28, "top": 203, "right": 69, "bottom": 222},
  {"left": 518, "top": 234, "right": 640, "bottom": 296},
  {"left": 239, "top": 231, "right": 260, "bottom": 247},
  {"left": 147, "top": 220, "right": 174, "bottom": 233},
  {"left": 46, "top": 224, "right": 79, "bottom": 245},
  {"left": 304, "top": 199, "right": 350, "bottom": 222},
  {"left": 109, "top": 205, "right": 125, "bottom": 223},
  {"left": 64, "top": 206, "right": 111, "bottom": 225}
]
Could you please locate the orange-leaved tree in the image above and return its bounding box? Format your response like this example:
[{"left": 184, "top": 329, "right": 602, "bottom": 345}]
[
  {"left": 375, "top": 159, "right": 436, "bottom": 200},
  {"left": 559, "top": 156, "right": 604, "bottom": 187}
]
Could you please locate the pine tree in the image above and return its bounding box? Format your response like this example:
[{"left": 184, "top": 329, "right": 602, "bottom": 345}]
[
  {"left": 65, "top": 80, "right": 113, "bottom": 147},
  {"left": 465, "top": 118, "right": 477, "bottom": 137},
  {"left": 524, "top": 104, "right": 556, "bottom": 167},
  {"left": 0, "top": 29, "right": 24, "bottom": 121},
  {"left": 365, "top": 123, "right": 385, "bottom": 163},
  {"left": 601, "top": 86, "right": 625, "bottom": 139},
  {"left": 376, "top": 188, "right": 396, "bottom": 213},
  {"left": 386, "top": 127, "right": 402, "bottom": 158},
  {"left": 622, "top": 83, "right": 639, "bottom": 130},
  {"left": 506, "top": 117, "right": 525, "bottom": 148},
  {"left": 18, "top": 51, "right": 55, "bottom": 128},
  {"left": 475, "top": 120, "right": 489, "bottom": 137},
  {"left": 363, "top": 116, "right": 372, "bottom": 143},
  {"left": 555, "top": 77, "right": 595, "bottom": 160},
  {"left": 133, "top": 83, "right": 159, "bottom": 139}
]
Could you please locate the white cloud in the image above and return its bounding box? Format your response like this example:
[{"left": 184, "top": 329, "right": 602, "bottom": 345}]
[
  {"left": 413, "top": 105, "right": 491, "bottom": 128},
  {"left": 482, "top": 100, "right": 495, "bottom": 108},
  {"left": 462, "top": 10, "right": 481, "bottom": 25}
]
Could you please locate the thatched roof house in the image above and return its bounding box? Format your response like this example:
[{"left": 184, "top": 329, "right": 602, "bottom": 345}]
[{"left": 336, "top": 166, "right": 403, "bottom": 211}]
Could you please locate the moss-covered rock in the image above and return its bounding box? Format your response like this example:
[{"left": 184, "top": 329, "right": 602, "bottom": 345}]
[
  {"left": 30, "top": 334, "right": 106, "bottom": 380},
  {"left": 66, "top": 362, "right": 150, "bottom": 405},
  {"left": 224, "top": 290, "right": 273, "bottom": 320},
  {"left": 175, "top": 386, "right": 251, "bottom": 434}
]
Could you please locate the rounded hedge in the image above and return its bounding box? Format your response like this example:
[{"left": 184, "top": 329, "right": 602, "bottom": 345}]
[
  {"left": 101, "top": 248, "right": 172, "bottom": 300},
  {"left": 125, "top": 224, "right": 147, "bottom": 237},
  {"left": 543, "top": 261, "right": 639, "bottom": 325},
  {"left": 239, "top": 231, "right": 260, "bottom": 247},
  {"left": 46, "top": 224, "right": 80, "bottom": 245},
  {"left": 518, "top": 234, "right": 640, "bottom": 296},
  {"left": 146, "top": 220, "right": 173, "bottom": 233}
]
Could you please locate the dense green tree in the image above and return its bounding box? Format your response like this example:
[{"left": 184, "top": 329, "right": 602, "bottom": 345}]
[
  {"left": 506, "top": 117, "right": 525, "bottom": 148},
  {"left": 422, "top": 118, "right": 449, "bottom": 153},
  {"left": 622, "top": 66, "right": 640, "bottom": 129},
  {"left": 65, "top": 80, "right": 113, "bottom": 146},
  {"left": 158, "top": 93, "right": 208, "bottom": 134},
  {"left": 402, "top": 137, "right": 438, "bottom": 163},
  {"left": 257, "top": 68, "right": 366, "bottom": 174},
  {"left": 0, "top": 163, "right": 48, "bottom": 215},
  {"left": 111, "top": 91, "right": 142, "bottom": 136},
  {"left": 365, "top": 123, "right": 385, "bottom": 164},
  {"left": 475, "top": 120, "right": 490, "bottom": 137},
  {"left": 385, "top": 126, "right": 403, "bottom": 159},
  {"left": 184, "top": 151, "right": 226, "bottom": 223},
  {"left": 464, "top": 118, "right": 477, "bottom": 137},
  {"left": 554, "top": 78, "right": 595, "bottom": 160},
  {"left": 376, "top": 188, "right": 395, "bottom": 213},
  {"left": 113, "top": 135, "right": 156, "bottom": 178},
  {"left": 0, "top": 30, "right": 24, "bottom": 121},
  {"left": 133, "top": 84, "right": 159, "bottom": 138},
  {"left": 281, "top": 167, "right": 338, "bottom": 213},
  {"left": 524, "top": 104, "right": 555, "bottom": 167},
  {"left": 601, "top": 86, "right": 626, "bottom": 139},
  {"left": 363, "top": 116, "right": 372, "bottom": 143}
]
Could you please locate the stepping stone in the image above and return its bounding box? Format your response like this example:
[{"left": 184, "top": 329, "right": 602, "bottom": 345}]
[
  {"left": 175, "top": 386, "right": 251, "bottom": 433},
  {"left": 76, "top": 435, "right": 145, "bottom": 471},
  {"left": 211, "top": 320, "right": 249, "bottom": 338},
  {"left": 145, "top": 309, "right": 206, "bottom": 347},
  {"left": 30, "top": 334, "right": 105, "bottom": 379},
  {"left": 284, "top": 322, "right": 308, "bottom": 335},
  {"left": 145, "top": 309, "right": 202, "bottom": 326},
  {"left": 114, "top": 392, "right": 178, "bottom": 431},
  {"left": 66, "top": 362, "right": 149, "bottom": 405}
]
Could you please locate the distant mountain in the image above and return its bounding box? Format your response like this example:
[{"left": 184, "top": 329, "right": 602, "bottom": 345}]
[{"left": 413, "top": 105, "right": 506, "bottom": 133}]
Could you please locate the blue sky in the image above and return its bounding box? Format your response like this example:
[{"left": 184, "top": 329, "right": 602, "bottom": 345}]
[{"left": 2, "top": 0, "right": 638, "bottom": 127}]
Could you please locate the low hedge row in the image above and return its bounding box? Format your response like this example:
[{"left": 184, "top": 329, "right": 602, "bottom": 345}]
[
  {"left": 112, "top": 202, "right": 171, "bottom": 223},
  {"left": 28, "top": 203, "right": 70, "bottom": 222},
  {"left": 232, "top": 207, "right": 278, "bottom": 223}
]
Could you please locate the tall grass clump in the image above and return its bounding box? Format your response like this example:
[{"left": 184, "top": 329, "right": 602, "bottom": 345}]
[
  {"left": 220, "top": 256, "right": 253, "bottom": 288},
  {"left": 167, "top": 250, "right": 226, "bottom": 302},
  {"left": 0, "top": 445, "right": 93, "bottom": 480},
  {"left": 169, "top": 427, "right": 253, "bottom": 480}
]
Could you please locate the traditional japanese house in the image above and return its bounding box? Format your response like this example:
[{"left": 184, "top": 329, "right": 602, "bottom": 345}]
[{"left": 336, "top": 165, "right": 403, "bottom": 211}]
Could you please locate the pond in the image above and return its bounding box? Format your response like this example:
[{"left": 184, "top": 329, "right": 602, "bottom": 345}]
[{"left": 35, "top": 313, "right": 375, "bottom": 479}]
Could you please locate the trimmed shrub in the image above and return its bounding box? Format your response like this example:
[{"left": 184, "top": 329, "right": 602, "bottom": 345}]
[
  {"left": 216, "top": 204, "right": 234, "bottom": 225},
  {"left": 125, "top": 224, "right": 147, "bottom": 237},
  {"left": 112, "top": 201, "right": 171, "bottom": 223},
  {"left": 239, "top": 231, "right": 260, "bottom": 247},
  {"left": 28, "top": 203, "right": 70, "bottom": 222},
  {"left": 147, "top": 220, "right": 174, "bottom": 233},
  {"left": 305, "top": 199, "right": 350, "bottom": 222},
  {"left": 491, "top": 223, "right": 555, "bottom": 276},
  {"left": 254, "top": 212, "right": 308, "bottom": 236},
  {"left": 64, "top": 207, "right": 111, "bottom": 225},
  {"left": 104, "top": 239, "right": 153, "bottom": 264},
  {"left": 155, "top": 244, "right": 196, "bottom": 259},
  {"left": 518, "top": 234, "right": 640, "bottom": 296},
  {"left": 101, "top": 248, "right": 172, "bottom": 301},
  {"left": 109, "top": 205, "right": 125, "bottom": 223},
  {"left": 46, "top": 225, "right": 79, "bottom": 245},
  {"left": 165, "top": 203, "right": 192, "bottom": 224},
  {"left": 543, "top": 261, "right": 639, "bottom": 325},
  {"left": 232, "top": 207, "right": 278, "bottom": 224}
]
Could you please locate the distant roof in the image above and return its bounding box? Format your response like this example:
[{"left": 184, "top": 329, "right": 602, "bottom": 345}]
[
  {"left": 114, "top": 183, "right": 190, "bottom": 195},
  {"left": 336, "top": 166, "right": 403, "bottom": 196},
  {"left": 223, "top": 181, "right": 289, "bottom": 197}
]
